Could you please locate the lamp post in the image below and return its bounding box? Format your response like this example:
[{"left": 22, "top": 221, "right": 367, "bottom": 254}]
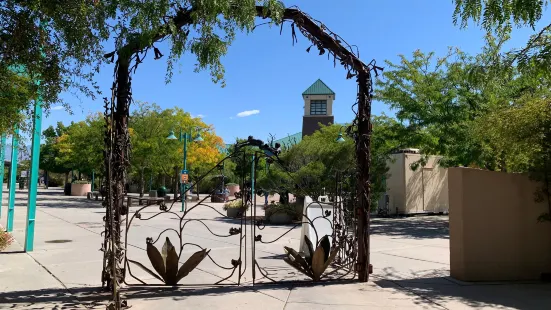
[{"left": 167, "top": 127, "right": 204, "bottom": 212}]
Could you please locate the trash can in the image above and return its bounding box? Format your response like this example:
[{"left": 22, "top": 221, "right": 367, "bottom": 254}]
[
  {"left": 64, "top": 183, "right": 72, "bottom": 196},
  {"left": 157, "top": 186, "right": 167, "bottom": 197}
]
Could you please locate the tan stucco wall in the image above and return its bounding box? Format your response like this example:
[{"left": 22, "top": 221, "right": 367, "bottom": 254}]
[
  {"left": 386, "top": 154, "right": 405, "bottom": 214},
  {"left": 302, "top": 94, "right": 334, "bottom": 116},
  {"left": 385, "top": 153, "right": 448, "bottom": 214},
  {"left": 449, "top": 168, "right": 551, "bottom": 281}
]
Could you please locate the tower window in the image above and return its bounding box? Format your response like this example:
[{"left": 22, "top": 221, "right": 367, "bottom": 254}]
[{"left": 310, "top": 100, "right": 327, "bottom": 115}]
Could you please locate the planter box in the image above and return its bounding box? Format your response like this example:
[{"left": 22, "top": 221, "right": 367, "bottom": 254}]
[
  {"left": 211, "top": 194, "right": 225, "bottom": 203},
  {"left": 227, "top": 208, "right": 245, "bottom": 218},
  {"left": 227, "top": 185, "right": 240, "bottom": 197},
  {"left": 71, "top": 183, "right": 92, "bottom": 196},
  {"left": 268, "top": 213, "right": 293, "bottom": 225}
]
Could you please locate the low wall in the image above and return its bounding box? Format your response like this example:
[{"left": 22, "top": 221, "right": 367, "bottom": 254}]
[
  {"left": 449, "top": 167, "right": 551, "bottom": 281},
  {"left": 71, "top": 183, "right": 92, "bottom": 196}
]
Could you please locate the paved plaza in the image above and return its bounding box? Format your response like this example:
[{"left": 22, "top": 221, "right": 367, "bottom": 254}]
[{"left": 1, "top": 186, "right": 551, "bottom": 309}]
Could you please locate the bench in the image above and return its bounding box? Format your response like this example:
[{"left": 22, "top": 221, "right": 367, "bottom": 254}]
[{"left": 128, "top": 196, "right": 171, "bottom": 207}]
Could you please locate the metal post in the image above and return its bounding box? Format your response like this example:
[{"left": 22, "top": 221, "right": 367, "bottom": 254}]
[
  {"left": 92, "top": 171, "right": 95, "bottom": 192},
  {"left": 0, "top": 134, "right": 6, "bottom": 219},
  {"left": 7, "top": 128, "right": 19, "bottom": 232},
  {"left": 149, "top": 173, "right": 152, "bottom": 192},
  {"left": 25, "top": 98, "right": 42, "bottom": 252},
  {"left": 251, "top": 154, "right": 255, "bottom": 204},
  {"left": 181, "top": 132, "right": 188, "bottom": 212}
]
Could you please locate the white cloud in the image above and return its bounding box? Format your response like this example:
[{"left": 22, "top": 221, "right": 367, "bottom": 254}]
[
  {"left": 236, "top": 109, "right": 260, "bottom": 118},
  {"left": 192, "top": 114, "right": 206, "bottom": 119},
  {"left": 51, "top": 105, "right": 64, "bottom": 111}
]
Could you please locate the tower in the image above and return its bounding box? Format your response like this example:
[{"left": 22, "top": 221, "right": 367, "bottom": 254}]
[{"left": 301, "top": 79, "right": 335, "bottom": 137}]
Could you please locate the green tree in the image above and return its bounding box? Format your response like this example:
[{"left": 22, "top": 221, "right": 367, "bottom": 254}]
[
  {"left": 375, "top": 49, "right": 486, "bottom": 167},
  {"left": 55, "top": 115, "right": 104, "bottom": 180},
  {"left": 0, "top": 0, "right": 285, "bottom": 134},
  {"left": 257, "top": 121, "right": 402, "bottom": 208},
  {"left": 128, "top": 102, "right": 224, "bottom": 196},
  {"left": 39, "top": 122, "right": 71, "bottom": 187}
]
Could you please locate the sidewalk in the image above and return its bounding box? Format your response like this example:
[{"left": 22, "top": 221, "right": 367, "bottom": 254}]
[{"left": 1, "top": 187, "right": 551, "bottom": 309}]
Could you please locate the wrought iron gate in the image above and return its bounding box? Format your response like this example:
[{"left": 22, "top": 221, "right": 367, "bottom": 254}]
[{"left": 104, "top": 136, "right": 358, "bottom": 289}]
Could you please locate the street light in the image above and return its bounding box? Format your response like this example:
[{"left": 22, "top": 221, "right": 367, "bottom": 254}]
[
  {"left": 166, "top": 130, "right": 178, "bottom": 140},
  {"left": 166, "top": 126, "right": 206, "bottom": 212},
  {"left": 193, "top": 132, "right": 204, "bottom": 142}
]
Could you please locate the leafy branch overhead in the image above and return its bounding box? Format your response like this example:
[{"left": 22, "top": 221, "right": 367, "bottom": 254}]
[{"left": 452, "top": 0, "right": 551, "bottom": 71}]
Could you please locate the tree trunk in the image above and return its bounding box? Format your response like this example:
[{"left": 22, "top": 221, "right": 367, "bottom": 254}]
[
  {"left": 44, "top": 171, "right": 49, "bottom": 189},
  {"left": 64, "top": 171, "right": 69, "bottom": 184}
]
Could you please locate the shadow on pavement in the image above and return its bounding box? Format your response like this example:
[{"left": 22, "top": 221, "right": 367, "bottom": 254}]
[
  {"left": 374, "top": 275, "right": 551, "bottom": 310},
  {"left": 370, "top": 216, "right": 449, "bottom": 239},
  {"left": 0, "top": 279, "right": 359, "bottom": 309},
  {"left": 12, "top": 197, "right": 104, "bottom": 209}
]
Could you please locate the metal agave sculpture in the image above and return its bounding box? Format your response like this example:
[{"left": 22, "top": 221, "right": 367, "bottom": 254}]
[
  {"left": 129, "top": 237, "right": 210, "bottom": 285},
  {"left": 283, "top": 235, "right": 339, "bottom": 281}
]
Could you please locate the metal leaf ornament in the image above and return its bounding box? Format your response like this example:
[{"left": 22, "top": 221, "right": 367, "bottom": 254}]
[
  {"left": 283, "top": 235, "right": 339, "bottom": 281},
  {"left": 129, "top": 237, "right": 209, "bottom": 285}
]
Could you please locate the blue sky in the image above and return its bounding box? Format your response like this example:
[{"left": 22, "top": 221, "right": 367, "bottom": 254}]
[{"left": 44, "top": 0, "right": 549, "bottom": 144}]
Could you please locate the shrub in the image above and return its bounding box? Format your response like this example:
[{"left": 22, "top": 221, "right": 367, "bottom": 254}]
[
  {"left": 265, "top": 203, "right": 300, "bottom": 220},
  {"left": 223, "top": 199, "right": 248, "bottom": 211},
  {"left": 0, "top": 230, "right": 14, "bottom": 251},
  {"left": 73, "top": 180, "right": 91, "bottom": 184},
  {"left": 47, "top": 175, "right": 64, "bottom": 187}
]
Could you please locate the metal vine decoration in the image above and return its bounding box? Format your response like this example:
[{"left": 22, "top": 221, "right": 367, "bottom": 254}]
[
  {"left": 249, "top": 146, "right": 359, "bottom": 284},
  {"left": 102, "top": 4, "right": 380, "bottom": 309},
  {"left": 122, "top": 148, "right": 253, "bottom": 287}
]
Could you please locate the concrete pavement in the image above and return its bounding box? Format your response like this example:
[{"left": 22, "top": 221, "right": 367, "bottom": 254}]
[{"left": 1, "top": 186, "right": 550, "bottom": 309}]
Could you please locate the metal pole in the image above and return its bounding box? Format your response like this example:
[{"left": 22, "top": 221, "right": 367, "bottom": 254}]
[
  {"left": 7, "top": 128, "right": 19, "bottom": 232},
  {"left": 25, "top": 97, "right": 42, "bottom": 252},
  {"left": 181, "top": 131, "right": 187, "bottom": 212},
  {"left": 0, "top": 134, "right": 6, "bottom": 219},
  {"left": 92, "top": 170, "right": 95, "bottom": 192},
  {"left": 251, "top": 154, "right": 255, "bottom": 205},
  {"left": 149, "top": 173, "right": 152, "bottom": 192}
]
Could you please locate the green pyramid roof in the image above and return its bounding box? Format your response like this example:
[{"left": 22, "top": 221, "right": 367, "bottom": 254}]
[{"left": 302, "top": 79, "right": 335, "bottom": 96}]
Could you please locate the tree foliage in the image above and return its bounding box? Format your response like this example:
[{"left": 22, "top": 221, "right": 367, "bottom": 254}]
[
  {"left": 0, "top": 0, "right": 284, "bottom": 132},
  {"left": 374, "top": 42, "right": 547, "bottom": 171},
  {"left": 256, "top": 121, "right": 403, "bottom": 208},
  {"left": 452, "top": 0, "right": 551, "bottom": 71},
  {"left": 39, "top": 122, "right": 69, "bottom": 175},
  {"left": 377, "top": 40, "right": 551, "bottom": 219},
  {"left": 128, "top": 101, "right": 224, "bottom": 194}
]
